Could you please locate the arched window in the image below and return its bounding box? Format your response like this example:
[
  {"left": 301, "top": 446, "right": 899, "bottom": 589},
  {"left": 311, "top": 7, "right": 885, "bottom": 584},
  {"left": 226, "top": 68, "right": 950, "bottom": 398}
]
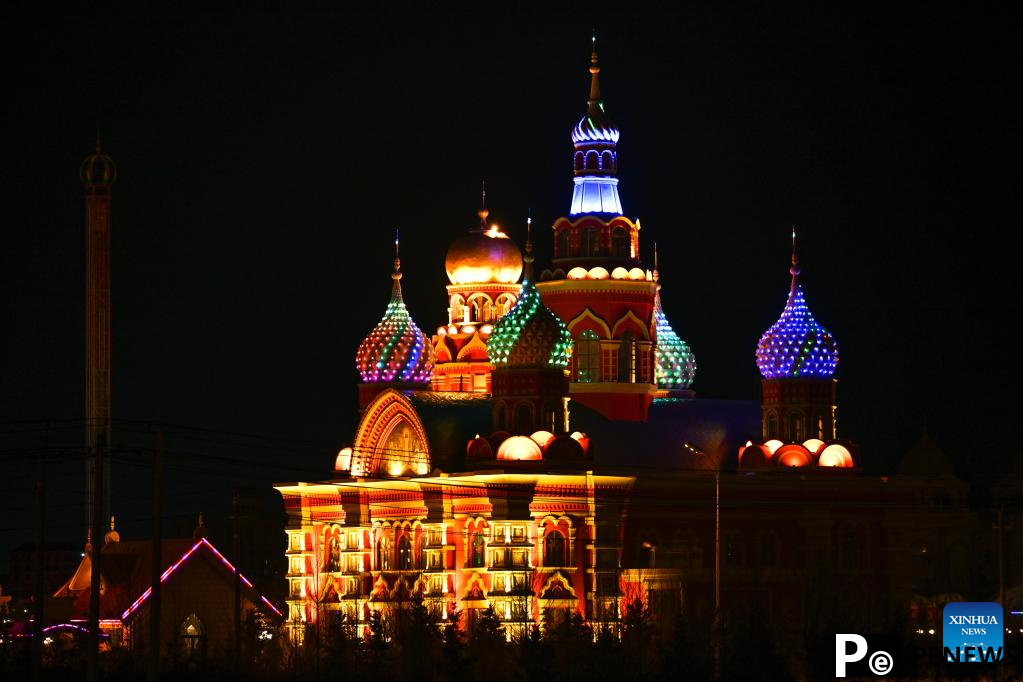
[
  {"left": 327, "top": 535, "right": 341, "bottom": 572},
  {"left": 788, "top": 411, "right": 804, "bottom": 442},
  {"left": 515, "top": 403, "right": 533, "bottom": 433},
  {"left": 557, "top": 228, "right": 571, "bottom": 258},
  {"left": 483, "top": 300, "right": 493, "bottom": 322},
  {"left": 601, "top": 150, "right": 614, "bottom": 172},
  {"left": 585, "top": 150, "right": 598, "bottom": 170},
  {"left": 470, "top": 531, "right": 486, "bottom": 568},
  {"left": 574, "top": 330, "right": 600, "bottom": 383},
  {"left": 545, "top": 530, "right": 566, "bottom": 567},
  {"left": 376, "top": 536, "right": 392, "bottom": 571},
  {"left": 180, "top": 613, "right": 206, "bottom": 659},
  {"left": 582, "top": 227, "right": 599, "bottom": 256},
  {"left": 450, "top": 296, "right": 464, "bottom": 324},
  {"left": 618, "top": 332, "right": 635, "bottom": 383},
  {"left": 398, "top": 534, "right": 413, "bottom": 570},
  {"left": 611, "top": 227, "right": 629, "bottom": 258},
  {"left": 574, "top": 152, "right": 583, "bottom": 171},
  {"left": 494, "top": 403, "right": 507, "bottom": 431},
  {"left": 766, "top": 412, "right": 779, "bottom": 439}
]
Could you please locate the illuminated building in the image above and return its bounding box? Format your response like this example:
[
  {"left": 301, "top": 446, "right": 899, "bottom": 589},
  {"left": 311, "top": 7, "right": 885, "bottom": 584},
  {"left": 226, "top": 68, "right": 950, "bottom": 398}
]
[
  {"left": 274, "top": 41, "right": 972, "bottom": 653},
  {"left": 49, "top": 518, "right": 280, "bottom": 657}
]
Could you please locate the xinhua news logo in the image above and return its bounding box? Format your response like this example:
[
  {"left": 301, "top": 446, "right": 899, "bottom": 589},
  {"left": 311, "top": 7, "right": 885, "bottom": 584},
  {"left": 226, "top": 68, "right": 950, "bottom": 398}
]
[
  {"left": 943, "top": 602, "right": 1003, "bottom": 663},
  {"left": 835, "top": 634, "right": 901, "bottom": 677}
]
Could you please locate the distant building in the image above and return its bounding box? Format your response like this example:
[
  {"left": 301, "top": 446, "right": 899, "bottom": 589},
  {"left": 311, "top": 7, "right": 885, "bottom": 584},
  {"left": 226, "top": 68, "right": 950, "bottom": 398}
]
[{"left": 48, "top": 517, "right": 281, "bottom": 662}]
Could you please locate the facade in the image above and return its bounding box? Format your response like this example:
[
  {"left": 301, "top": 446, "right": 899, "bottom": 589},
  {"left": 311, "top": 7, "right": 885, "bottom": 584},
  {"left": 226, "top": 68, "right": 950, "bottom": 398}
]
[{"left": 275, "top": 42, "right": 989, "bottom": 656}]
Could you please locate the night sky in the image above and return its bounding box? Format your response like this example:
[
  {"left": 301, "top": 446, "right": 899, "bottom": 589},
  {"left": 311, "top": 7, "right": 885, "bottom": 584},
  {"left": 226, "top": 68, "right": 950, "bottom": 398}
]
[{"left": 1, "top": 7, "right": 1017, "bottom": 568}]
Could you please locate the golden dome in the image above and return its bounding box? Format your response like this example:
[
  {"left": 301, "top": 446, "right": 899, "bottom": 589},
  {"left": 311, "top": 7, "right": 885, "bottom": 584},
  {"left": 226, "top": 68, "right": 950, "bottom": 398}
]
[{"left": 445, "top": 224, "right": 523, "bottom": 285}]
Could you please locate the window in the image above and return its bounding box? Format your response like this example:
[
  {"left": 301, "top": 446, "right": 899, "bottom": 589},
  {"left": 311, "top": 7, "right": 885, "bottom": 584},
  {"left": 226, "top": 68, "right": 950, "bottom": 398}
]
[
  {"left": 398, "top": 534, "right": 413, "bottom": 570},
  {"left": 582, "top": 227, "right": 599, "bottom": 256},
  {"left": 376, "top": 536, "right": 391, "bottom": 571},
  {"left": 515, "top": 403, "right": 533, "bottom": 433},
  {"left": 470, "top": 532, "right": 486, "bottom": 568},
  {"left": 574, "top": 330, "right": 599, "bottom": 383},
  {"left": 180, "top": 613, "right": 206, "bottom": 660},
  {"left": 585, "top": 150, "right": 598, "bottom": 170},
  {"left": 601, "top": 150, "right": 615, "bottom": 172},
  {"left": 558, "top": 228, "right": 571, "bottom": 258},
  {"left": 574, "top": 152, "right": 583, "bottom": 171},
  {"left": 611, "top": 227, "right": 629, "bottom": 258},
  {"left": 472, "top": 373, "right": 487, "bottom": 392},
  {"left": 545, "top": 530, "right": 567, "bottom": 567},
  {"left": 326, "top": 536, "right": 341, "bottom": 572},
  {"left": 766, "top": 412, "right": 779, "bottom": 440},
  {"left": 494, "top": 403, "right": 507, "bottom": 431},
  {"left": 788, "top": 411, "right": 804, "bottom": 441},
  {"left": 618, "top": 332, "right": 635, "bottom": 383},
  {"left": 601, "top": 346, "right": 617, "bottom": 382}
]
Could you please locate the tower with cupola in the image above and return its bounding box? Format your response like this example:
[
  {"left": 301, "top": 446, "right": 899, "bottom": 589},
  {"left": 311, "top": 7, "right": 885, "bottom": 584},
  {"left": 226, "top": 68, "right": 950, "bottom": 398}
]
[
  {"left": 537, "top": 39, "right": 696, "bottom": 420},
  {"left": 355, "top": 236, "right": 436, "bottom": 408},
  {"left": 756, "top": 231, "right": 839, "bottom": 442},
  {"left": 431, "top": 192, "right": 523, "bottom": 393},
  {"left": 489, "top": 217, "right": 572, "bottom": 434}
]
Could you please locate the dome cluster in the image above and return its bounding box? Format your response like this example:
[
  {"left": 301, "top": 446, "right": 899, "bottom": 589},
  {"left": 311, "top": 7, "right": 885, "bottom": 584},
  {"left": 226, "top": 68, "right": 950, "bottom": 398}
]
[
  {"left": 756, "top": 265, "right": 838, "bottom": 379},
  {"left": 356, "top": 259, "right": 436, "bottom": 384},
  {"left": 466, "top": 430, "right": 591, "bottom": 463},
  {"left": 738, "top": 439, "right": 854, "bottom": 469}
]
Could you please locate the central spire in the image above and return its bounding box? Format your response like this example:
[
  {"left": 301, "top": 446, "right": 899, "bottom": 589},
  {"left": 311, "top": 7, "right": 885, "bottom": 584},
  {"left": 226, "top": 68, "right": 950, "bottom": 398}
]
[{"left": 570, "top": 36, "right": 622, "bottom": 215}]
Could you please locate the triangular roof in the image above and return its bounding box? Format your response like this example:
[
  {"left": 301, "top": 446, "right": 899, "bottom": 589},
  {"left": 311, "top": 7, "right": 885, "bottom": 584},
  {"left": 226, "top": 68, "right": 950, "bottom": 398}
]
[{"left": 899, "top": 432, "right": 956, "bottom": 476}]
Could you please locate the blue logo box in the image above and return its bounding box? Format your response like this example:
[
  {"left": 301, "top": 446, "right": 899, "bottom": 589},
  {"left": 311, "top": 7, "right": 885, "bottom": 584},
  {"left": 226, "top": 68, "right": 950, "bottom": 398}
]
[{"left": 943, "top": 602, "right": 1003, "bottom": 662}]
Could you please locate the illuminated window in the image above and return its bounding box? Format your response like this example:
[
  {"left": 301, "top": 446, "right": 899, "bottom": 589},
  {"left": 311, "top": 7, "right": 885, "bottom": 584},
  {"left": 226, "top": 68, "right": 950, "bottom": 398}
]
[
  {"left": 398, "top": 534, "right": 413, "bottom": 570},
  {"left": 376, "top": 536, "right": 392, "bottom": 571},
  {"left": 470, "top": 532, "right": 486, "bottom": 568},
  {"left": 611, "top": 227, "right": 628, "bottom": 258},
  {"left": 326, "top": 536, "right": 341, "bottom": 572},
  {"left": 574, "top": 330, "right": 599, "bottom": 383},
  {"left": 472, "top": 373, "right": 487, "bottom": 392},
  {"left": 544, "top": 530, "right": 566, "bottom": 567},
  {"left": 574, "top": 152, "right": 583, "bottom": 171},
  {"left": 180, "top": 613, "right": 206, "bottom": 659},
  {"left": 582, "top": 227, "right": 599, "bottom": 256}
]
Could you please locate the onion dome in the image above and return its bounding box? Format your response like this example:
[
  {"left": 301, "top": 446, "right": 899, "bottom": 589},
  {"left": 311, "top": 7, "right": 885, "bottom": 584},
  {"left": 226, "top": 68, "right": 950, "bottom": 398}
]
[
  {"left": 80, "top": 135, "right": 116, "bottom": 187},
  {"left": 445, "top": 196, "right": 523, "bottom": 284},
  {"left": 756, "top": 232, "right": 838, "bottom": 379},
  {"left": 571, "top": 41, "right": 620, "bottom": 144},
  {"left": 356, "top": 238, "right": 436, "bottom": 383},
  {"left": 488, "top": 219, "right": 572, "bottom": 368},
  {"left": 653, "top": 267, "right": 697, "bottom": 389}
]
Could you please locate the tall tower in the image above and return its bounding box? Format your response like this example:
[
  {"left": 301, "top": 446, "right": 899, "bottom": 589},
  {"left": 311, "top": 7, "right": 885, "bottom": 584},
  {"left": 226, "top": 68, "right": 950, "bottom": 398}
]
[
  {"left": 431, "top": 190, "right": 523, "bottom": 393},
  {"left": 82, "top": 138, "right": 116, "bottom": 530},
  {"left": 756, "top": 231, "right": 839, "bottom": 442},
  {"left": 536, "top": 39, "right": 662, "bottom": 421},
  {"left": 354, "top": 234, "right": 436, "bottom": 408},
  {"left": 489, "top": 216, "right": 572, "bottom": 434}
]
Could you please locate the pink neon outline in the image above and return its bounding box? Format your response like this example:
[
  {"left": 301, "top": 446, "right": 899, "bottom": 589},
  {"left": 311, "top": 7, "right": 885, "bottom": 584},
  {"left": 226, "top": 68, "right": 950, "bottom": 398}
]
[{"left": 120, "top": 537, "right": 282, "bottom": 620}]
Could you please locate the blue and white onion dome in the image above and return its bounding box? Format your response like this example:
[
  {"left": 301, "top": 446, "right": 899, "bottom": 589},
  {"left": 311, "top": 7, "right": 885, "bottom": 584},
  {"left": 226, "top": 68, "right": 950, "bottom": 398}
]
[
  {"left": 571, "top": 43, "right": 620, "bottom": 145},
  {"left": 756, "top": 252, "right": 838, "bottom": 379},
  {"left": 355, "top": 249, "right": 436, "bottom": 383}
]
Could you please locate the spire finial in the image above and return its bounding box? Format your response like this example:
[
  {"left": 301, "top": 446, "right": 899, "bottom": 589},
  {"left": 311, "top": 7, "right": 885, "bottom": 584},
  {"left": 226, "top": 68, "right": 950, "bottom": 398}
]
[
  {"left": 523, "top": 209, "right": 534, "bottom": 280},
  {"left": 653, "top": 242, "right": 660, "bottom": 283},
  {"left": 588, "top": 33, "right": 601, "bottom": 101},
  {"left": 478, "top": 180, "right": 489, "bottom": 227},
  {"left": 109, "top": 515, "right": 115, "bottom": 531},
  {"left": 791, "top": 225, "right": 798, "bottom": 267},
  {"left": 390, "top": 229, "right": 403, "bottom": 282}
]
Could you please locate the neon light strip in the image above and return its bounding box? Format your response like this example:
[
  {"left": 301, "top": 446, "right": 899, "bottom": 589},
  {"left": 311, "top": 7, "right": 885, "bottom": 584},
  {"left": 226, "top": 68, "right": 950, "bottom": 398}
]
[{"left": 121, "top": 537, "right": 282, "bottom": 620}]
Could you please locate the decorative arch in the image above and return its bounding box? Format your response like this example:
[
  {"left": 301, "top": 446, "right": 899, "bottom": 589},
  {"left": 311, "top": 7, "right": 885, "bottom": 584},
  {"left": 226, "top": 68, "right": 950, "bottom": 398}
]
[
  {"left": 434, "top": 337, "right": 453, "bottom": 363},
  {"left": 352, "top": 389, "right": 431, "bottom": 477},
  {"left": 456, "top": 332, "right": 490, "bottom": 362},
  {"left": 601, "top": 150, "right": 614, "bottom": 171},
  {"left": 611, "top": 310, "right": 650, "bottom": 341},
  {"left": 573, "top": 151, "right": 584, "bottom": 171},
  {"left": 567, "top": 308, "right": 611, "bottom": 339},
  {"left": 466, "top": 293, "right": 494, "bottom": 323},
  {"left": 584, "top": 150, "right": 599, "bottom": 170}
]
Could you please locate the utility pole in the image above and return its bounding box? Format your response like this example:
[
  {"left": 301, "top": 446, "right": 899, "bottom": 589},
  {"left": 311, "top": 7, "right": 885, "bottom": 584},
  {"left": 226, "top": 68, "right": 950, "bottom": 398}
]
[
  {"left": 233, "top": 492, "right": 242, "bottom": 674},
  {"left": 148, "top": 431, "right": 165, "bottom": 682},
  {"left": 713, "top": 471, "right": 721, "bottom": 681},
  {"left": 87, "top": 433, "right": 105, "bottom": 682},
  {"left": 31, "top": 427, "right": 47, "bottom": 682}
]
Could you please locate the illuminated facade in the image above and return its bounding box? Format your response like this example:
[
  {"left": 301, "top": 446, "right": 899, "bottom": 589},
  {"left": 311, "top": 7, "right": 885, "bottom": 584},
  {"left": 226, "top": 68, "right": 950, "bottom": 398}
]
[{"left": 275, "top": 42, "right": 965, "bottom": 654}]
